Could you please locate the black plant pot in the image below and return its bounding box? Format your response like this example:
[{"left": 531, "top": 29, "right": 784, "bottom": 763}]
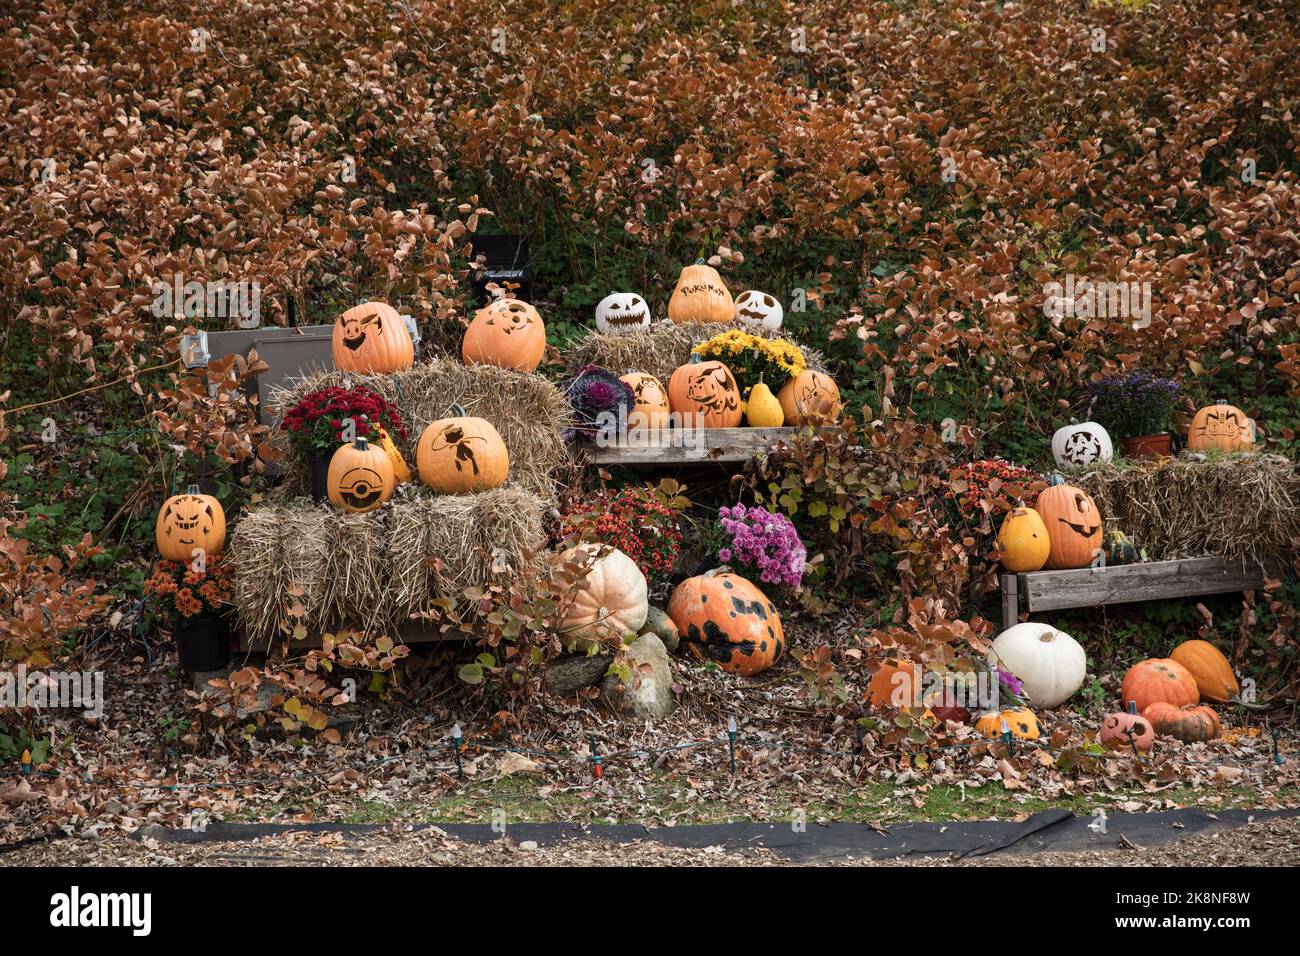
[
  {"left": 310, "top": 454, "right": 331, "bottom": 503},
  {"left": 176, "top": 614, "right": 230, "bottom": 672}
]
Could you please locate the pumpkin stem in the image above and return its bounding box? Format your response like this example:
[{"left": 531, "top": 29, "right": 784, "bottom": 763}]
[
  {"left": 185, "top": 483, "right": 201, "bottom": 495},
  {"left": 354, "top": 436, "right": 369, "bottom": 450},
  {"left": 1126, "top": 700, "right": 1138, "bottom": 714},
  {"left": 450, "top": 402, "right": 467, "bottom": 417},
  {"left": 687, "top": 354, "right": 703, "bottom": 365},
  {"left": 1048, "top": 473, "right": 1066, "bottom": 486}
]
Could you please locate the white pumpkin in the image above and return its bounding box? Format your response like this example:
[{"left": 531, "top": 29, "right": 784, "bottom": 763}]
[
  {"left": 594, "top": 292, "right": 651, "bottom": 334},
  {"left": 561, "top": 545, "right": 648, "bottom": 645},
  {"left": 1051, "top": 422, "right": 1114, "bottom": 469},
  {"left": 734, "top": 290, "right": 783, "bottom": 332},
  {"left": 988, "top": 622, "right": 1086, "bottom": 709}
]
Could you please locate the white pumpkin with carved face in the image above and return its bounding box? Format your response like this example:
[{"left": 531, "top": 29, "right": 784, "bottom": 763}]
[
  {"left": 594, "top": 293, "right": 651, "bottom": 334},
  {"left": 1051, "top": 422, "right": 1114, "bottom": 469},
  {"left": 734, "top": 290, "right": 783, "bottom": 332}
]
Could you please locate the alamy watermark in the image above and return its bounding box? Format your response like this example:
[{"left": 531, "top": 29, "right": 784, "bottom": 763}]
[
  {"left": 1042, "top": 274, "right": 1151, "bottom": 330},
  {"left": 886, "top": 665, "right": 1002, "bottom": 712},
  {"left": 591, "top": 407, "right": 707, "bottom": 454},
  {"left": 1, "top": 665, "right": 104, "bottom": 719},
  {"left": 152, "top": 274, "right": 261, "bottom": 328}
]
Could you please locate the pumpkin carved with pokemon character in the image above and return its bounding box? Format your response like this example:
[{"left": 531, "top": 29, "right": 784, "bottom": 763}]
[
  {"left": 462, "top": 297, "right": 546, "bottom": 372},
  {"left": 417, "top": 407, "right": 510, "bottom": 493},
  {"left": 1186, "top": 400, "right": 1255, "bottom": 453},
  {"left": 777, "top": 369, "right": 841, "bottom": 425},
  {"left": 156, "top": 485, "right": 226, "bottom": 561},
  {"left": 332, "top": 301, "right": 414, "bottom": 374},
  {"left": 620, "top": 372, "right": 671, "bottom": 432},
  {"left": 668, "top": 570, "right": 784, "bottom": 676},
  {"left": 327, "top": 437, "right": 396, "bottom": 513},
  {"left": 668, "top": 356, "right": 743, "bottom": 428}
]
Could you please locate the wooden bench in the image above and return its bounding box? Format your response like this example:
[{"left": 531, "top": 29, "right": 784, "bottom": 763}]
[
  {"left": 573, "top": 426, "right": 808, "bottom": 466},
  {"left": 1001, "top": 556, "right": 1282, "bottom": 630}
]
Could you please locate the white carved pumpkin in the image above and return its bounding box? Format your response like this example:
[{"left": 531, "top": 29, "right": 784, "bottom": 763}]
[
  {"left": 989, "top": 622, "right": 1087, "bottom": 709},
  {"left": 1051, "top": 422, "right": 1114, "bottom": 469},
  {"left": 561, "top": 545, "right": 648, "bottom": 645},
  {"left": 594, "top": 292, "right": 651, "bottom": 334},
  {"left": 733, "top": 290, "right": 783, "bottom": 332}
]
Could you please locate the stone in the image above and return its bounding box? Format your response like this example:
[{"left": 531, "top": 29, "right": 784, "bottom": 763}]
[
  {"left": 600, "top": 634, "right": 676, "bottom": 719},
  {"left": 543, "top": 652, "right": 612, "bottom": 696},
  {"left": 641, "top": 605, "right": 679, "bottom": 653}
]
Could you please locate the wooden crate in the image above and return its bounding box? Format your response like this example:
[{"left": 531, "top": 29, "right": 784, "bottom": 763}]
[{"left": 573, "top": 426, "right": 803, "bottom": 466}]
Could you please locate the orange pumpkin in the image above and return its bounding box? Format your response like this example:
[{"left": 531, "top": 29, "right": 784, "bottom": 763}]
[
  {"left": 668, "top": 570, "right": 784, "bottom": 676},
  {"left": 1099, "top": 705, "right": 1155, "bottom": 753},
  {"left": 416, "top": 407, "right": 510, "bottom": 493},
  {"left": 974, "top": 708, "right": 1040, "bottom": 740},
  {"left": 667, "top": 262, "right": 733, "bottom": 324},
  {"left": 776, "top": 369, "right": 842, "bottom": 426},
  {"left": 327, "top": 437, "right": 396, "bottom": 513},
  {"left": 156, "top": 485, "right": 226, "bottom": 562},
  {"left": 620, "top": 372, "right": 670, "bottom": 432},
  {"left": 1169, "top": 639, "right": 1239, "bottom": 703},
  {"left": 462, "top": 298, "right": 546, "bottom": 372},
  {"left": 866, "top": 659, "right": 919, "bottom": 708},
  {"left": 1035, "top": 476, "right": 1103, "bottom": 570},
  {"left": 1143, "top": 701, "right": 1222, "bottom": 743},
  {"left": 332, "top": 301, "right": 414, "bottom": 374},
  {"left": 1187, "top": 400, "right": 1254, "bottom": 453},
  {"left": 667, "top": 356, "right": 743, "bottom": 428},
  {"left": 1120, "top": 658, "right": 1199, "bottom": 714}
]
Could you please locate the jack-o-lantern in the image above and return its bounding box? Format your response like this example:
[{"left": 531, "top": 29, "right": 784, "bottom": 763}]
[
  {"left": 997, "top": 507, "right": 1050, "bottom": 573},
  {"left": 1036, "top": 475, "right": 1103, "bottom": 570},
  {"left": 777, "top": 369, "right": 841, "bottom": 426},
  {"left": 1051, "top": 421, "right": 1114, "bottom": 469},
  {"left": 1100, "top": 703, "right": 1155, "bottom": 753},
  {"left": 417, "top": 406, "right": 510, "bottom": 493},
  {"left": 620, "top": 372, "right": 670, "bottom": 432},
  {"left": 327, "top": 437, "right": 396, "bottom": 513},
  {"left": 668, "top": 570, "right": 784, "bottom": 676},
  {"left": 1187, "top": 400, "right": 1255, "bottom": 453},
  {"left": 974, "top": 707, "right": 1040, "bottom": 740},
  {"left": 156, "top": 485, "right": 226, "bottom": 562},
  {"left": 595, "top": 293, "right": 651, "bottom": 334},
  {"left": 667, "top": 262, "right": 733, "bottom": 324},
  {"left": 462, "top": 297, "right": 546, "bottom": 372},
  {"left": 668, "top": 356, "right": 743, "bottom": 428},
  {"left": 332, "top": 301, "right": 414, "bottom": 374},
  {"left": 734, "top": 290, "right": 783, "bottom": 332}
]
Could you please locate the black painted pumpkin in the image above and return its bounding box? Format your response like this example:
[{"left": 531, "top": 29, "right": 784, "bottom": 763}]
[{"left": 667, "top": 570, "right": 783, "bottom": 676}]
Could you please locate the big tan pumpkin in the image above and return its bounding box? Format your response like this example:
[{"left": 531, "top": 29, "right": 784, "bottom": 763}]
[
  {"left": 777, "top": 369, "right": 842, "bottom": 425},
  {"left": 1186, "top": 400, "right": 1254, "bottom": 453},
  {"left": 332, "top": 301, "right": 414, "bottom": 374},
  {"left": 667, "top": 356, "right": 743, "bottom": 428},
  {"left": 462, "top": 298, "right": 546, "bottom": 372},
  {"left": 156, "top": 485, "right": 226, "bottom": 561},
  {"left": 561, "top": 545, "right": 649, "bottom": 646},
  {"left": 417, "top": 407, "right": 510, "bottom": 493},
  {"left": 327, "top": 437, "right": 396, "bottom": 513},
  {"left": 620, "top": 372, "right": 670, "bottom": 432},
  {"left": 668, "top": 570, "right": 784, "bottom": 676},
  {"left": 667, "top": 262, "right": 733, "bottom": 324},
  {"left": 1035, "top": 476, "right": 1103, "bottom": 570},
  {"left": 1170, "top": 639, "right": 1239, "bottom": 703}
]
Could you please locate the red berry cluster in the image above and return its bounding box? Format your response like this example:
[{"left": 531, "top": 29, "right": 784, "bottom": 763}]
[
  {"left": 560, "top": 489, "right": 682, "bottom": 581},
  {"left": 281, "top": 386, "right": 407, "bottom": 455},
  {"left": 946, "top": 459, "right": 1041, "bottom": 515}
]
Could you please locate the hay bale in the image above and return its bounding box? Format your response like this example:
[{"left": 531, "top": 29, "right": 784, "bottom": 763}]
[
  {"left": 267, "top": 359, "right": 571, "bottom": 500},
  {"left": 1073, "top": 454, "right": 1300, "bottom": 562}
]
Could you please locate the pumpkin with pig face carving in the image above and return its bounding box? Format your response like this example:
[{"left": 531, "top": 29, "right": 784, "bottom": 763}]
[{"left": 667, "top": 356, "right": 742, "bottom": 428}]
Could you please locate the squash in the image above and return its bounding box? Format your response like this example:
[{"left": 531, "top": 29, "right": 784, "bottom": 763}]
[
  {"left": 997, "top": 507, "right": 1050, "bottom": 572},
  {"left": 1099, "top": 704, "right": 1155, "bottom": 753},
  {"left": 1169, "top": 639, "right": 1239, "bottom": 703},
  {"left": 416, "top": 407, "right": 509, "bottom": 493},
  {"left": 1187, "top": 400, "right": 1254, "bottom": 453},
  {"left": 975, "top": 708, "right": 1040, "bottom": 740},
  {"left": 1143, "top": 701, "right": 1222, "bottom": 743},
  {"left": 667, "top": 262, "right": 733, "bottom": 324},
  {"left": 462, "top": 297, "right": 546, "bottom": 372},
  {"left": 594, "top": 292, "right": 651, "bottom": 334},
  {"left": 561, "top": 545, "right": 649, "bottom": 646},
  {"left": 374, "top": 424, "right": 411, "bottom": 484},
  {"left": 668, "top": 570, "right": 784, "bottom": 676},
  {"left": 1051, "top": 422, "right": 1114, "bottom": 469},
  {"left": 332, "top": 301, "right": 414, "bottom": 374},
  {"left": 866, "top": 659, "right": 918, "bottom": 708},
  {"left": 156, "top": 485, "right": 226, "bottom": 561},
  {"left": 733, "top": 290, "right": 783, "bottom": 332},
  {"left": 1120, "top": 658, "right": 1199, "bottom": 714},
  {"left": 989, "top": 622, "right": 1086, "bottom": 708},
  {"left": 327, "top": 437, "right": 396, "bottom": 513},
  {"left": 1036, "top": 475, "right": 1103, "bottom": 570},
  {"left": 745, "top": 379, "right": 784, "bottom": 427},
  {"left": 620, "top": 372, "right": 670, "bottom": 432},
  {"left": 667, "top": 355, "right": 743, "bottom": 428},
  {"left": 776, "top": 369, "right": 841, "bottom": 426}
]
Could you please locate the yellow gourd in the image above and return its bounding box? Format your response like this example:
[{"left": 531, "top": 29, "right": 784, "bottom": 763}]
[
  {"left": 745, "top": 380, "right": 784, "bottom": 427},
  {"left": 997, "top": 506, "right": 1051, "bottom": 572},
  {"left": 374, "top": 424, "right": 412, "bottom": 484}
]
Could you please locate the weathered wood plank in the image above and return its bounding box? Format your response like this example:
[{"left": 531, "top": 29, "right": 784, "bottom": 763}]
[
  {"left": 236, "top": 620, "right": 476, "bottom": 653},
  {"left": 1018, "top": 556, "right": 1279, "bottom": 613},
  {"left": 575, "top": 426, "right": 806, "bottom": 465}
]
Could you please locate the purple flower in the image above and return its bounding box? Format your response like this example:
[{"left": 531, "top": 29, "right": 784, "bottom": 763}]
[
  {"left": 714, "top": 503, "right": 807, "bottom": 589},
  {"left": 997, "top": 667, "right": 1024, "bottom": 697}
]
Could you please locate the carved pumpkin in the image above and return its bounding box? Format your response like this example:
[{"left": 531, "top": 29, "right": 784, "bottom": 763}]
[
  {"left": 374, "top": 424, "right": 411, "bottom": 484},
  {"left": 1036, "top": 475, "right": 1103, "bottom": 570},
  {"left": 733, "top": 290, "right": 783, "bottom": 332},
  {"left": 417, "top": 407, "right": 509, "bottom": 493},
  {"left": 561, "top": 545, "right": 649, "bottom": 646},
  {"left": 1051, "top": 421, "right": 1114, "bottom": 469},
  {"left": 462, "top": 297, "right": 546, "bottom": 372},
  {"left": 667, "top": 356, "right": 743, "bottom": 428},
  {"left": 620, "top": 372, "right": 670, "bottom": 432},
  {"left": 989, "top": 622, "right": 1086, "bottom": 709},
  {"left": 745, "top": 379, "right": 784, "bottom": 427},
  {"left": 997, "top": 507, "right": 1050, "bottom": 572},
  {"left": 668, "top": 570, "right": 784, "bottom": 676},
  {"left": 1143, "top": 701, "right": 1222, "bottom": 743},
  {"left": 975, "top": 707, "right": 1040, "bottom": 740},
  {"left": 866, "top": 659, "right": 919, "bottom": 708},
  {"left": 1120, "top": 658, "right": 1199, "bottom": 714},
  {"left": 1100, "top": 703, "right": 1155, "bottom": 753},
  {"left": 332, "top": 301, "right": 414, "bottom": 374},
  {"left": 594, "top": 292, "right": 651, "bottom": 334},
  {"left": 1170, "top": 639, "right": 1239, "bottom": 703},
  {"left": 327, "top": 437, "right": 396, "bottom": 513},
  {"left": 1187, "top": 400, "right": 1255, "bottom": 453},
  {"left": 667, "top": 262, "right": 733, "bottom": 324},
  {"left": 777, "top": 369, "right": 842, "bottom": 426},
  {"left": 156, "top": 485, "right": 226, "bottom": 562}
]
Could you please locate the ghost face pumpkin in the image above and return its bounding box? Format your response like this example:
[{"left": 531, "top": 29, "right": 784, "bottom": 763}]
[
  {"left": 668, "top": 357, "right": 743, "bottom": 428},
  {"left": 156, "top": 486, "right": 227, "bottom": 561},
  {"left": 332, "top": 301, "right": 415, "bottom": 374},
  {"left": 1036, "top": 477, "right": 1103, "bottom": 570},
  {"left": 1187, "top": 401, "right": 1255, "bottom": 453},
  {"left": 594, "top": 293, "right": 651, "bottom": 334},
  {"left": 462, "top": 298, "right": 546, "bottom": 372},
  {"left": 1051, "top": 422, "right": 1114, "bottom": 469},
  {"left": 734, "top": 290, "right": 784, "bottom": 332}
]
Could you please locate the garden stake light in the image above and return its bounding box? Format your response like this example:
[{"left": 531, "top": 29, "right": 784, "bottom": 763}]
[
  {"left": 451, "top": 723, "right": 464, "bottom": 778},
  {"left": 727, "top": 717, "right": 737, "bottom": 774},
  {"left": 589, "top": 734, "right": 603, "bottom": 780},
  {"left": 1001, "top": 719, "right": 1014, "bottom": 755},
  {"left": 21, "top": 749, "right": 31, "bottom": 777}
]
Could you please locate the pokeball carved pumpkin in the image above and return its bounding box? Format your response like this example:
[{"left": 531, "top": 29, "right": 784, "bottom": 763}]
[
  {"left": 668, "top": 570, "right": 784, "bottom": 676},
  {"left": 734, "top": 290, "right": 783, "bottom": 332},
  {"left": 667, "top": 262, "right": 733, "bottom": 324},
  {"left": 594, "top": 293, "right": 651, "bottom": 334},
  {"left": 462, "top": 297, "right": 546, "bottom": 372},
  {"left": 156, "top": 485, "right": 226, "bottom": 562},
  {"left": 777, "top": 369, "right": 841, "bottom": 426},
  {"left": 327, "top": 437, "right": 396, "bottom": 513},
  {"left": 332, "top": 301, "right": 414, "bottom": 374},
  {"left": 1036, "top": 475, "right": 1103, "bottom": 570},
  {"left": 667, "top": 356, "right": 742, "bottom": 428},
  {"left": 417, "top": 406, "right": 510, "bottom": 493},
  {"left": 1187, "top": 400, "right": 1255, "bottom": 453},
  {"left": 1051, "top": 421, "right": 1113, "bottom": 469},
  {"left": 620, "top": 372, "right": 670, "bottom": 432}
]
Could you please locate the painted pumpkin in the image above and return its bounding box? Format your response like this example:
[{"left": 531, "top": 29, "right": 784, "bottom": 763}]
[
  {"left": 777, "top": 369, "right": 842, "bottom": 426},
  {"left": 332, "top": 301, "right": 414, "bottom": 374},
  {"left": 989, "top": 622, "right": 1086, "bottom": 709},
  {"left": 1120, "top": 658, "right": 1199, "bottom": 714},
  {"left": 734, "top": 290, "right": 783, "bottom": 332},
  {"left": 620, "top": 372, "right": 670, "bottom": 432},
  {"left": 1143, "top": 701, "right": 1222, "bottom": 743},
  {"left": 745, "top": 380, "right": 784, "bottom": 427},
  {"left": 975, "top": 708, "right": 1040, "bottom": 741},
  {"left": 1100, "top": 704, "right": 1155, "bottom": 753},
  {"left": 668, "top": 570, "right": 784, "bottom": 676},
  {"left": 462, "top": 297, "right": 546, "bottom": 372},
  {"left": 1036, "top": 475, "right": 1103, "bottom": 570},
  {"left": 561, "top": 545, "right": 649, "bottom": 646},
  {"left": 997, "top": 507, "right": 1050, "bottom": 573},
  {"left": 1051, "top": 421, "right": 1114, "bottom": 469},
  {"left": 594, "top": 292, "right": 651, "bottom": 334},
  {"left": 156, "top": 485, "right": 226, "bottom": 561},
  {"left": 1187, "top": 400, "right": 1255, "bottom": 453},
  {"left": 667, "top": 262, "right": 733, "bottom": 324},
  {"left": 866, "top": 659, "right": 918, "bottom": 708},
  {"left": 327, "top": 437, "right": 396, "bottom": 513},
  {"left": 668, "top": 356, "right": 742, "bottom": 428},
  {"left": 417, "top": 408, "right": 509, "bottom": 493},
  {"left": 1169, "top": 639, "right": 1239, "bottom": 703},
  {"left": 374, "top": 424, "right": 412, "bottom": 484}
]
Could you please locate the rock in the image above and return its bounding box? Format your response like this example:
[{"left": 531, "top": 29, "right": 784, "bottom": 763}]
[
  {"left": 641, "top": 605, "right": 679, "bottom": 653},
  {"left": 600, "top": 634, "right": 677, "bottom": 719},
  {"left": 543, "top": 652, "right": 612, "bottom": 696}
]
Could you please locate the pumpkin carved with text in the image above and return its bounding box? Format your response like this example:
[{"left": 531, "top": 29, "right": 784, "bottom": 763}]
[
  {"left": 667, "top": 262, "right": 733, "bottom": 324},
  {"left": 668, "top": 570, "right": 784, "bottom": 676},
  {"left": 417, "top": 408, "right": 509, "bottom": 493},
  {"left": 156, "top": 485, "right": 226, "bottom": 561},
  {"left": 777, "top": 369, "right": 841, "bottom": 425},
  {"left": 1120, "top": 658, "right": 1199, "bottom": 714},
  {"left": 668, "top": 356, "right": 743, "bottom": 428},
  {"left": 1187, "top": 400, "right": 1255, "bottom": 453},
  {"left": 327, "top": 437, "right": 396, "bottom": 513},
  {"left": 332, "top": 301, "right": 414, "bottom": 374},
  {"left": 462, "top": 297, "right": 546, "bottom": 371},
  {"left": 1036, "top": 476, "right": 1103, "bottom": 570}
]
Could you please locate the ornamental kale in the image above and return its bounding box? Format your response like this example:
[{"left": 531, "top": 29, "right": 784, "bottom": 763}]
[
  {"left": 717, "top": 503, "right": 807, "bottom": 589},
  {"left": 565, "top": 364, "right": 635, "bottom": 431}
]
